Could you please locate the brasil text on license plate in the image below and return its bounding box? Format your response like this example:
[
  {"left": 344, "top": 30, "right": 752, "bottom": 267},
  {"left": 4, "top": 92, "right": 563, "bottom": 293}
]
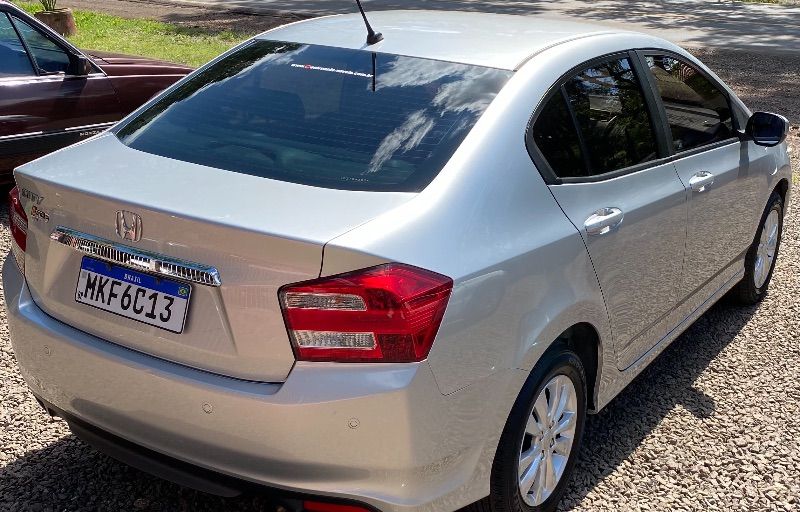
[{"left": 75, "top": 257, "right": 191, "bottom": 333}]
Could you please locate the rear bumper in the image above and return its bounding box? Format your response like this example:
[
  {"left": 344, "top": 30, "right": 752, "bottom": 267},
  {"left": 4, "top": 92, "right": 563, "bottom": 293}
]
[
  {"left": 3, "top": 255, "right": 503, "bottom": 512},
  {"left": 33, "top": 397, "right": 378, "bottom": 511}
]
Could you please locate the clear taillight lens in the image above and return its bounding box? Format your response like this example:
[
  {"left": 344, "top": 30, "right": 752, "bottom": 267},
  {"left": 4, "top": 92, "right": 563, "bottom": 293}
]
[
  {"left": 279, "top": 263, "right": 453, "bottom": 363},
  {"left": 8, "top": 186, "right": 27, "bottom": 274}
]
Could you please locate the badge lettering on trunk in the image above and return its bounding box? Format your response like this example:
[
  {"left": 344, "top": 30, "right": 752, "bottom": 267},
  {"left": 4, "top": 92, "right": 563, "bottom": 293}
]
[{"left": 115, "top": 210, "right": 143, "bottom": 242}]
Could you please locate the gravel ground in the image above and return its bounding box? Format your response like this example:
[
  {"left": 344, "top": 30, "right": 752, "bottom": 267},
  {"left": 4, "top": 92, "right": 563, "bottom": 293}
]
[
  {"left": 1, "top": 31, "right": 799, "bottom": 512},
  {"left": 563, "top": 133, "right": 800, "bottom": 511}
]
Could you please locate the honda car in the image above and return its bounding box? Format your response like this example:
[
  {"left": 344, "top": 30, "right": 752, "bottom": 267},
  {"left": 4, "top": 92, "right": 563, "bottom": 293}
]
[{"left": 4, "top": 10, "right": 791, "bottom": 512}]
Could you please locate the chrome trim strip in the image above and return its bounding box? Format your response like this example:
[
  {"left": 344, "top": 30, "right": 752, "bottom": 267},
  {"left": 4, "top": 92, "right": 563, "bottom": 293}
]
[
  {"left": 50, "top": 227, "right": 222, "bottom": 287},
  {"left": 0, "top": 122, "right": 115, "bottom": 142}
]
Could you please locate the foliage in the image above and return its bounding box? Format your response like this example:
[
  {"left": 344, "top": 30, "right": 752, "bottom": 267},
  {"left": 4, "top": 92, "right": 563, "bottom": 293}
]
[
  {"left": 15, "top": 2, "right": 253, "bottom": 67},
  {"left": 39, "top": 0, "right": 57, "bottom": 11}
]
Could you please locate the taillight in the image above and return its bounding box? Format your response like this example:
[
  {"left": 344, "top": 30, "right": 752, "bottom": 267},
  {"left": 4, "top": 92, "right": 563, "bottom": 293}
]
[
  {"left": 279, "top": 263, "right": 453, "bottom": 363},
  {"left": 303, "top": 501, "right": 372, "bottom": 512},
  {"left": 8, "top": 186, "right": 27, "bottom": 273}
]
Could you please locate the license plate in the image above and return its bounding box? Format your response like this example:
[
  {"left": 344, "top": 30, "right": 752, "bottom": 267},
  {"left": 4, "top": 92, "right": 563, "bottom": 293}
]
[{"left": 75, "top": 257, "right": 191, "bottom": 334}]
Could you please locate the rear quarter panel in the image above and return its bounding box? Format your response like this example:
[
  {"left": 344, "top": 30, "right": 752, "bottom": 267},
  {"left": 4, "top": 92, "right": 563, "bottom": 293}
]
[{"left": 321, "top": 43, "right": 622, "bottom": 397}]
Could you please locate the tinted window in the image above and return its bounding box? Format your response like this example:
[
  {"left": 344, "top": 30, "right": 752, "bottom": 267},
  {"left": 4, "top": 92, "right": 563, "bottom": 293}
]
[
  {"left": 12, "top": 16, "right": 70, "bottom": 74},
  {"left": 563, "top": 58, "right": 658, "bottom": 175},
  {"left": 646, "top": 55, "right": 734, "bottom": 152},
  {"left": 532, "top": 92, "right": 587, "bottom": 178},
  {"left": 117, "top": 41, "right": 512, "bottom": 192},
  {"left": 0, "top": 13, "right": 34, "bottom": 77}
]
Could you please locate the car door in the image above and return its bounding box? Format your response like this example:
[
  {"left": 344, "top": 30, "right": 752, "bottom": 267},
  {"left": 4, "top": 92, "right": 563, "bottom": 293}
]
[
  {"left": 529, "top": 53, "right": 688, "bottom": 370},
  {"left": 0, "top": 10, "right": 40, "bottom": 174},
  {"left": 639, "top": 52, "right": 771, "bottom": 299},
  {"left": 0, "top": 9, "right": 120, "bottom": 177}
]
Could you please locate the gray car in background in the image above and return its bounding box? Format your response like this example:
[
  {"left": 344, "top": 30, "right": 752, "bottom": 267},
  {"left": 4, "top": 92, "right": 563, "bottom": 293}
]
[{"left": 3, "top": 10, "right": 791, "bottom": 512}]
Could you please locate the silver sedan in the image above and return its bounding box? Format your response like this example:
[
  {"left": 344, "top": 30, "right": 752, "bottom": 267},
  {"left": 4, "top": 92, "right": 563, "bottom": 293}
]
[{"left": 4, "top": 10, "right": 791, "bottom": 512}]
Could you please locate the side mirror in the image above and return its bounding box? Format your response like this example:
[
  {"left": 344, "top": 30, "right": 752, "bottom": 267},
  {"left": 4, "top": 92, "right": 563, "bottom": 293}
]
[
  {"left": 69, "top": 55, "right": 94, "bottom": 76},
  {"left": 746, "top": 111, "right": 789, "bottom": 147}
]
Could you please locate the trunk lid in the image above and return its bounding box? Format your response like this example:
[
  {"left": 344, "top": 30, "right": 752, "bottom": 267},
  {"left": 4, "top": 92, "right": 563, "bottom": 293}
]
[{"left": 15, "top": 135, "right": 412, "bottom": 382}]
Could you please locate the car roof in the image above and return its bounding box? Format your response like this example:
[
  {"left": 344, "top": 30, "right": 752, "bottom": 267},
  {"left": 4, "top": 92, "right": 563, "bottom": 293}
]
[{"left": 261, "top": 10, "right": 625, "bottom": 71}]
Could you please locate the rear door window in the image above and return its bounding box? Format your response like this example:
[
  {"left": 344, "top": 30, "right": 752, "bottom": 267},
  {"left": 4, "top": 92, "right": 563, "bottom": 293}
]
[
  {"left": 645, "top": 55, "right": 734, "bottom": 152},
  {"left": 117, "top": 41, "right": 513, "bottom": 192},
  {"left": 0, "top": 13, "right": 34, "bottom": 77},
  {"left": 563, "top": 57, "right": 658, "bottom": 175},
  {"left": 531, "top": 56, "right": 659, "bottom": 179}
]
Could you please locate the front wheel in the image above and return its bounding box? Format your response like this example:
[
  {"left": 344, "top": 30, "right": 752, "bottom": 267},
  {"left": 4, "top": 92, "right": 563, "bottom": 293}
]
[
  {"left": 488, "top": 348, "right": 587, "bottom": 512},
  {"left": 731, "top": 192, "right": 784, "bottom": 305}
]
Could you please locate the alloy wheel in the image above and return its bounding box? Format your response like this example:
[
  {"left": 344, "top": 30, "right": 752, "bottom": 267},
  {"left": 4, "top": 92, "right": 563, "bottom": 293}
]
[
  {"left": 754, "top": 208, "right": 780, "bottom": 289},
  {"left": 517, "top": 374, "right": 578, "bottom": 506}
]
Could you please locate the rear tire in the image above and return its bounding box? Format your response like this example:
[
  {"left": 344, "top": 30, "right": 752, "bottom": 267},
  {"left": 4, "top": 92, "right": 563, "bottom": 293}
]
[
  {"left": 731, "top": 192, "right": 783, "bottom": 305},
  {"left": 488, "top": 348, "right": 587, "bottom": 512}
]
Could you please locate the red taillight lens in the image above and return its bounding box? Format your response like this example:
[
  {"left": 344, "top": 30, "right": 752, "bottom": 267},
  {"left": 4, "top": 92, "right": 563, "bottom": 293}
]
[
  {"left": 8, "top": 186, "right": 27, "bottom": 273},
  {"left": 302, "top": 501, "right": 371, "bottom": 512},
  {"left": 280, "top": 263, "right": 453, "bottom": 363}
]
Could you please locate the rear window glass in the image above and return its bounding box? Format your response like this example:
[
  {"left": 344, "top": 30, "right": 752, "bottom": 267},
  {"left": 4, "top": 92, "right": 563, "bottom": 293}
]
[{"left": 116, "top": 40, "right": 512, "bottom": 192}]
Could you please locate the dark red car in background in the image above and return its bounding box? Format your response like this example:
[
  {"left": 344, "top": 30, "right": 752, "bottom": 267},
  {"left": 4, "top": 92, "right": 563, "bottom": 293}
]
[{"left": 0, "top": 0, "right": 192, "bottom": 181}]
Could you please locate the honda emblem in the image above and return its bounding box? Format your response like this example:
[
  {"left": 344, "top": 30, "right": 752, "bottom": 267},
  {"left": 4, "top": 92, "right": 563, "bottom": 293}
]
[{"left": 115, "top": 210, "right": 142, "bottom": 242}]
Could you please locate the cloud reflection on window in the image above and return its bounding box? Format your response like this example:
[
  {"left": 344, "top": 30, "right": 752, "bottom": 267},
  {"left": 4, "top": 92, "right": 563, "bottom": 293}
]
[{"left": 367, "top": 57, "right": 508, "bottom": 174}]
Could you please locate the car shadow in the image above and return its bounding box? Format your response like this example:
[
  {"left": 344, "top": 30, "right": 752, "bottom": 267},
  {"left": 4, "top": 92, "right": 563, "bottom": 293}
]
[
  {"left": 557, "top": 298, "right": 758, "bottom": 510},
  {"left": 0, "top": 437, "right": 284, "bottom": 512}
]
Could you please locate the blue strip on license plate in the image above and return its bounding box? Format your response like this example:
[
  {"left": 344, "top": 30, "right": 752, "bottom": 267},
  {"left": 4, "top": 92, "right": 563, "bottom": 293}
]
[{"left": 75, "top": 257, "right": 191, "bottom": 333}]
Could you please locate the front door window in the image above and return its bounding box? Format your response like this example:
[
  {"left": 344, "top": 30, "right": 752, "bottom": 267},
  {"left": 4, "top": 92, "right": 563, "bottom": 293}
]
[
  {"left": 645, "top": 55, "right": 735, "bottom": 152},
  {"left": 11, "top": 15, "right": 71, "bottom": 74}
]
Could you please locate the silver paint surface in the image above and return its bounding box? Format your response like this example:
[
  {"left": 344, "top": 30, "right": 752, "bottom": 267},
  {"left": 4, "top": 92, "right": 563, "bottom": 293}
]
[{"left": 4, "top": 12, "right": 792, "bottom": 512}]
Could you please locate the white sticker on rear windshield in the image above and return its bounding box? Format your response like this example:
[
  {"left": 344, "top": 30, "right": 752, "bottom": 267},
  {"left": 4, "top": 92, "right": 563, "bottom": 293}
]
[{"left": 290, "top": 63, "right": 373, "bottom": 78}]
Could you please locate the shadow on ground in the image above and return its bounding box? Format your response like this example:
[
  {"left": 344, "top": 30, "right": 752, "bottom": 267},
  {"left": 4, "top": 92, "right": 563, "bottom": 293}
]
[
  {"left": 58, "top": 0, "right": 300, "bottom": 35},
  {"left": 184, "top": 0, "right": 800, "bottom": 51},
  {"left": 66, "top": 0, "right": 800, "bottom": 52},
  {"left": 157, "top": 10, "right": 302, "bottom": 35},
  {"left": 686, "top": 47, "right": 800, "bottom": 125},
  {"left": 557, "top": 299, "right": 757, "bottom": 510}
]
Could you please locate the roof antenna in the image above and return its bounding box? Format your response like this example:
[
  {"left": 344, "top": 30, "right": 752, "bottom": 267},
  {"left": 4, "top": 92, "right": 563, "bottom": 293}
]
[{"left": 354, "top": 0, "right": 383, "bottom": 45}]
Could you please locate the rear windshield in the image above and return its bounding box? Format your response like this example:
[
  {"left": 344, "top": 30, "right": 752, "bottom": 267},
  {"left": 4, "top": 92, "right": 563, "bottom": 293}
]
[{"left": 116, "top": 40, "right": 512, "bottom": 192}]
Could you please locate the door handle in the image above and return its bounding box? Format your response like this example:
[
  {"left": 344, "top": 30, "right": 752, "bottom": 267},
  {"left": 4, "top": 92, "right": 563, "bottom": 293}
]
[
  {"left": 689, "top": 171, "right": 714, "bottom": 193},
  {"left": 584, "top": 207, "right": 624, "bottom": 236}
]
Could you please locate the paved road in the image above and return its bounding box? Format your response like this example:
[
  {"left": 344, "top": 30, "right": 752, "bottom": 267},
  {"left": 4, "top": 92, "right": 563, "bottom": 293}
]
[{"left": 165, "top": 0, "right": 800, "bottom": 52}]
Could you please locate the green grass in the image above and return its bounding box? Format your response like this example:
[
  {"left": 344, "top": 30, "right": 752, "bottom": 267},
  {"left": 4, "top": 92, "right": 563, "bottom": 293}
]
[{"left": 14, "top": 2, "right": 255, "bottom": 67}]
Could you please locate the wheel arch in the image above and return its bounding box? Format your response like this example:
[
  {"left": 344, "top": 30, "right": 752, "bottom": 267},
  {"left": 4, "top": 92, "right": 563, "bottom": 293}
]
[
  {"left": 775, "top": 177, "right": 789, "bottom": 203},
  {"left": 519, "top": 315, "right": 611, "bottom": 414},
  {"left": 556, "top": 323, "right": 601, "bottom": 411}
]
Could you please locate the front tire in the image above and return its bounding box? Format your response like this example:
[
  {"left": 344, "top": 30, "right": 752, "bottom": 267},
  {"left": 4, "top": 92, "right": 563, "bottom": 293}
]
[
  {"left": 731, "top": 192, "right": 784, "bottom": 305},
  {"left": 489, "top": 348, "right": 587, "bottom": 512}
]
